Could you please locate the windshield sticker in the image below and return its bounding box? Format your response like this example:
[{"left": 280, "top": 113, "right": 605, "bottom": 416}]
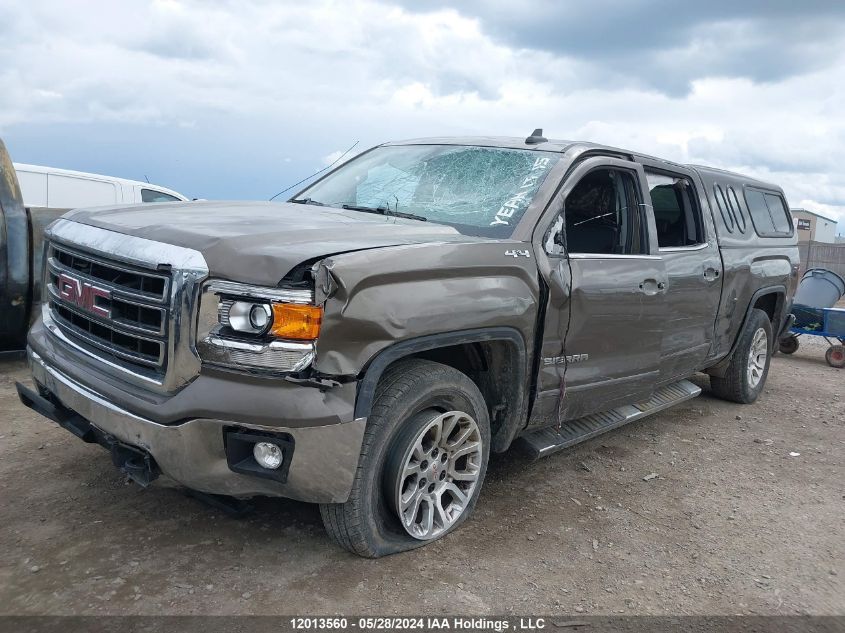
[{"left": 490, "top": 157, "right": 552, "bottom": 227}]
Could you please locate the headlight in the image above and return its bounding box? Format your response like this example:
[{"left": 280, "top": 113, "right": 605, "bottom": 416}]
[
  {"left": 197, "top": 280, "right": 322, "bottom": 373},
  {"left": 228, "top": 301, "right": 272, "bottom": 334}
]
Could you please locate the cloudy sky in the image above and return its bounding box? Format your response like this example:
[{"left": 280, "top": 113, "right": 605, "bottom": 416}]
[{"left": 2, "top": 0, "right": 844, "bottom": 232}]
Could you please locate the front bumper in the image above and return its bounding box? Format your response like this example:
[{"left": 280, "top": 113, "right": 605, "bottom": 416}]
[{"left": 20, "top": 348, "right": 366, "bottom": 503}]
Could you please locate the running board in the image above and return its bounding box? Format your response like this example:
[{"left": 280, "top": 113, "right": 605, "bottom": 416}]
[{"left": 520, "top": 379, "right": 702, "bottom": 459}]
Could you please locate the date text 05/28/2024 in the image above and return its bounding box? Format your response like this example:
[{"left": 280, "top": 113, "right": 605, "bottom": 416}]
[{"left": 289, "top": 617, "right": 547, "bottom": 631}]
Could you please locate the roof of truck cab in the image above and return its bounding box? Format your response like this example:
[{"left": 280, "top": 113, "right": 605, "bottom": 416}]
[
  {"left": 386, "top": 136, "right": 579, "bottom": 152},
  {"left": 388, "top": 135, "right": 683, "bottom": 159},
  {"left": 386, "top": 137, "right": 781, "bottom": 190}
]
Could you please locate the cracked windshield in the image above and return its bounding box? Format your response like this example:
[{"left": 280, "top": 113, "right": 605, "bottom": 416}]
[{"left": 294, "top": 145, "right": 559, "bottom": 237}]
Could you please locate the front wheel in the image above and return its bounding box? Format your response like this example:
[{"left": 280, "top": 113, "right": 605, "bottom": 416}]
[
  {"left": 320, "top": 359, "right": 490, "bottom": 557},
  {"left": 710, "top": 308, "right": 773, "bottom": 404},
  {"left": 386, "top": 410, "right": 484, "bottom": 541}
]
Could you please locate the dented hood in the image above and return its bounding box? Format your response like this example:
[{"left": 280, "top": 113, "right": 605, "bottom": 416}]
[{"left": 64, "top": 200, "right": 467, "bottom": 285}]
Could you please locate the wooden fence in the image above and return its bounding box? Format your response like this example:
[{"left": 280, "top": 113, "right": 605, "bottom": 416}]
[{"left": 798, "top": 241, "right": 845, "bottom": 279}]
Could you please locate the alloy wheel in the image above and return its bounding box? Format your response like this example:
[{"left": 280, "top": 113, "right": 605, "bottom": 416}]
[
  {"left": 391, "top": 411, "right": 482, "bottom": 540},
  {"left": 747, "top": 327, "right": 768, "bottom": 388}
]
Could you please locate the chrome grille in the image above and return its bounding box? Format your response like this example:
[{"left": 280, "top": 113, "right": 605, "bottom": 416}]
[
  {"left": 42, "top": 219, "right": 208, "bottom": 394},
  {"left": 50, "top": 246, "right": 169, "bottom": 301},
  {"left": 46, "top": 242, "right": 171, "bottom": 375}
]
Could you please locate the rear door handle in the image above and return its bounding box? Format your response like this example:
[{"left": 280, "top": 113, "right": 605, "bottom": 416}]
[{"left": 638, "top": 279, "right": 665, "bottom": 295}]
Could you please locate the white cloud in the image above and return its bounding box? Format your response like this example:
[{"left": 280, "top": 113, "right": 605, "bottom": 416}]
[{"left": 0, "top": 0, "right": 843, "bottom": 232}]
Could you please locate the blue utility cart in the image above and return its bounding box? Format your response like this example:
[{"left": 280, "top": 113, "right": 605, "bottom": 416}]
[{"left": 779, "top": 304, "right": 845, "bottom": 367}]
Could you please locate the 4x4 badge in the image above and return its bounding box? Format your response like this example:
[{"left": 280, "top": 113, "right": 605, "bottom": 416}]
[{"left": 505, "top": 249, "right": 530, "bottom": 258}]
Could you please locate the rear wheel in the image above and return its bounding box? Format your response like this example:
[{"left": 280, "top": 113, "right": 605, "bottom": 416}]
[
  {"left": 825, "top": 344, "right": 845, "bottom": 368},
  {"left": 320, "top": 359, "right": 490, "bottom": 557},
  {"left": 778, "top": 335, "right": 799, "bottom": 355},
  {"left": 710, "top": 308, "right": 772, "bottom": 404}
]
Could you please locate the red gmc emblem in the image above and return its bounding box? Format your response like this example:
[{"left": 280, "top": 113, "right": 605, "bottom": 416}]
[{"left": 57, "top": 273, "right": 111, "bottom": 318}]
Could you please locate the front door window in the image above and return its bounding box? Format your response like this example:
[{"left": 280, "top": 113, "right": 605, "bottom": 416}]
[{"left": 563, "top": 168, "right": 647, "bottom": 256}]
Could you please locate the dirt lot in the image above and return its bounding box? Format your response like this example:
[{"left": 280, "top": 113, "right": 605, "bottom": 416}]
[{"left": 1, "top": 337, "right": 842, "bottom": 616}]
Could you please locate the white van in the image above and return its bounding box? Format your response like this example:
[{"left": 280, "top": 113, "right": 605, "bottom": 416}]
[{"left": 13, "top": 163, "right": 188, "bottom": 209}]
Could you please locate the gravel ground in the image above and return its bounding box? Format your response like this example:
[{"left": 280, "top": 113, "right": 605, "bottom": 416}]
[{"left": 0, "top": 336, "right": 842, "bottom": 616}]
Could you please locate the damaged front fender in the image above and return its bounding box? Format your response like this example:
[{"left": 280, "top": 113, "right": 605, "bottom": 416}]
[
  {"left": 312, "top": 241, "right": 540, "bottom": 377},
  {"left": 309, "top": 241, "right": 541, "bottom": 451}
]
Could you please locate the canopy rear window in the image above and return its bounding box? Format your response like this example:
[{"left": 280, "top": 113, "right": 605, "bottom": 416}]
[{"left": 745, "top": 188, "right": 793, "bottom": 237}]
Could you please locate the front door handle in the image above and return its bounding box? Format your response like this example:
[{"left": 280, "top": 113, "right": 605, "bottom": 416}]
[{"left": 703, "top": 267, "right": 721, "bottom": 282}]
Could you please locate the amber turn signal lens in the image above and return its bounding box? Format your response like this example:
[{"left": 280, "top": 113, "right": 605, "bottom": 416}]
[{"left": 270, "top": 303, "right": 322, "bottom": 340}]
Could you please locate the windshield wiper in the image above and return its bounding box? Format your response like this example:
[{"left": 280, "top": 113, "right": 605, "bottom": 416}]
[
  {"left": 290, "top": 197, "right": 330, "bottom": 207},
  {"left": 341, "top": 204, "right": 427, "bottom": 222}
]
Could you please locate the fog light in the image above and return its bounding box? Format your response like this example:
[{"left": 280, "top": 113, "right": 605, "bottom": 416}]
[{"left": 253, "top": 442, "right": 283, "bottom": 469}]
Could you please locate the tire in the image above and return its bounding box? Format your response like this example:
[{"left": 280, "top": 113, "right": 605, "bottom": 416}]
[
  {"left": 825, "top": 344, "right": 845, "bottom": 368},
  {"left": 779, "top": 335, "right": 799, "bottom": 355},
  {"left": 710, "top": 308, "right": 773, "bottom": 404},
  {"left": 320, "top": 359, "right": 490, "bottom": 558}
]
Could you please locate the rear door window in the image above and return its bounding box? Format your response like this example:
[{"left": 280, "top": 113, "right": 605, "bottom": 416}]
[{"left": 645, "top": 170, "right": 704, "bottom": 247}]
